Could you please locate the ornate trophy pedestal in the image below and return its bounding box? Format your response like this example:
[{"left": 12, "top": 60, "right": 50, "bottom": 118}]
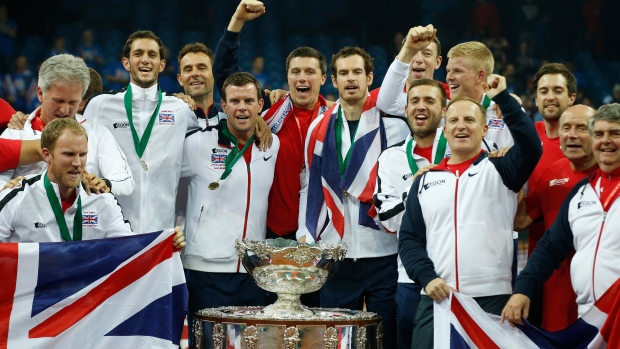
[{"left": 193, "top": 306, "right": 383, "bottom": 349}]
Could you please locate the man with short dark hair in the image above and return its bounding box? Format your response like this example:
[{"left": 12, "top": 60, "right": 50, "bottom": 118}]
[
  {"left": 83, "top": 30, "right": 200, "bottom": 234},
  {"left": 399, "top": 75, "right": 541, "bottom": 348},
  {"left": 299, "top": 46, "right": 409, "bottom": 348},
  {"left": 181, "top": 72, "right": 279, "bottom": 346},
  {"left": 503, "top": 103, "right": 620, "bottom": 328}
]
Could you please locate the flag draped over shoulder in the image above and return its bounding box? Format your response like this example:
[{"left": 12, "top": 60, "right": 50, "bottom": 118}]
[
  {"left": 0, "top": 230, "right": 187, "bottom": 349},
  {"left": 434, "top": 278, "right": 620, "bottom": 349},
  {"left": 305, "top": 96, "right": 386, "bottom": 241},
  {"left": 262, "top": 92, "right": 329, "bottom": 134}
]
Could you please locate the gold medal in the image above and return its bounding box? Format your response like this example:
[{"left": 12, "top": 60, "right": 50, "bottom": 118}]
[
  {"left": 208, "top": 182, "right": 220, "bottom": 190},
  {"left": 140, "top": 160, "right": 148, "bottom": 171}
]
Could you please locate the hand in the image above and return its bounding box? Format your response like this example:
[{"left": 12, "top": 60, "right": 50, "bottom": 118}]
[
  {"left": 403, "top": 25, "right": 436, "bottom": 52},
  {"left": 482, "top": 74, "right": 507, "bottom": 99},
  {"left": 82, "top": 170, "right": 110, "bottom": 195},
  {"left": 487, "top": 146, "right": 511, "bottom": 158},
  {"left": 173, "top": 226, "right": 186, "bottom": 250},
  {"left": 424, "top": 277, "right": 455, "bottom": 301},
  {"left": 254, "top": 116, "right": 273, "bottom": 151},
  {"left": 501, "top": 294, "right": 531, "bottom": 327},
  {"left": 233, "top": 0, "right": 265, "bottom": 22},
  {"left": 412, "top": 164, "right": 437, "bottom": 182},
  {"left": 1, "top": 176, "right": 25, "bottom": 191},
  {"left": 265, "top": 89, "right": 288, "bottom": 105},
  {"left": 8, "top": 112, "right": 28, "bottom": 130},
  {"left": 173, "top": 92, "right": 196, "bottom": 111},
  {"left": 298, "top": 236, "right": 307, "bottom": 243}
]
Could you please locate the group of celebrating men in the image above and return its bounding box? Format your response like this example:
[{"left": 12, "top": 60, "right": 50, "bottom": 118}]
[{"left": 1, "top": 0, "right": 619, "bottom": 348}]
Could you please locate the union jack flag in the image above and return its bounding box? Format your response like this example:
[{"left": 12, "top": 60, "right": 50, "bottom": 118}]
[
  {"left": 82, "top": 213, "right": 98, "bottom": 226},
  {"left": 0, "top": 230, "right": 187, "bottom": 348},
  {"left": 488, "top": 118, "right": 505, "bottom": 129},
  {"left": 434, "top": 279, "right": 620, "bottom": 348},
  {"left": 211, "top": 153, "right": 227, "bottom": 164},
  {"left": 159, "top": 112, "right": 175, "bottom": 125}
]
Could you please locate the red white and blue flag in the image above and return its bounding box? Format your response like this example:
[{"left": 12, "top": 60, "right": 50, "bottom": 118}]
[
  {"left": 435, "top": 278, "right": 620, "bottom": 348},
  {"left": 159, "top": 111, "right": 175, "bottom": 125},
  {"left": 0, "top": 230, "right": 187, "bottom": 349},
  {"left": 305, "top": 97, "right": 386, "bottom": 241}
]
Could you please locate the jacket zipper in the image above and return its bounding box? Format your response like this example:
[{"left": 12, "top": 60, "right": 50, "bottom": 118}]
[
  {"left": 237, "top": 163, "right": 252, "bottom": 272},
  {"left": 454, "top": 170, "right": 460, "bottom": 291},
  {"left": 591, "top": 211, "right": 607, "bottom": 301}
]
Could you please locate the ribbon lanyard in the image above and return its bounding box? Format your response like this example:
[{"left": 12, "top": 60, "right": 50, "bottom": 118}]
[
  {"left": 482, "top": 94, "right": 492, "bottom": 110},
  {"left": 601, "top": 180, "right": 620, "bottom": 212},
  {"left": 222, "top": 125, "right": 255, "bottom": 180},
  {"left": 406, "top": 131, "right": 447, "bottom": 174},
  {"left": 124, "top": 84, "right": 163, "bottom": 158},
  {"left": 335, "top": 107, "right": 359, "bottom": 176},
  {"left": 44, "top": 173, "right": 82, "bottom": 241}
]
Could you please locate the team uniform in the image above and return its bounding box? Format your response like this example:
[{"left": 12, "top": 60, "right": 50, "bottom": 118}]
[
  {"left": 0, "top": 97, "right": 16, "bottom": 127},
  {"left": 374, "top": 129, "right": 448, "bottom": 349},
  {"left": 180, "top": 121, "right": 279, "bottom": 345},
  {"left": 298, "top": 96, "right": 410, "bottom": 348},
  {"left": 0, "top": 172, "right": 133, "bottom": 242},
  {"left": 524, "top": 158, "right": 599, "bottom": 331},
  {"left": 399, "top": 90, "right": 541, "bottom": 348},
  {"left": 83, "top": 83, "right": 199, "bottom": 234},
  {"left": 0, "top": 139, "right": 20, "bottom": 172},
  {"left": 515, "top": 167, "right": 620, "bottom": 317},
  {"left": 0, "top": 109, "right": 135, "bottom": 196}
]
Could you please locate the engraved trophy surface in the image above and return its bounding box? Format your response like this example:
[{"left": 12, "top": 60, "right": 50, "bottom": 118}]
[{"left": 235, "top": 238, "right": 347, "bottom": 319}]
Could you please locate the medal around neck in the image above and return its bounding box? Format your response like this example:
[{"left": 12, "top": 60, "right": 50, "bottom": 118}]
[
  {"left": 208, "top": 181, "right": 220, "bottom": 190},
  {"left": 140, "top": 159, "right": 148, "bottom": 171}
]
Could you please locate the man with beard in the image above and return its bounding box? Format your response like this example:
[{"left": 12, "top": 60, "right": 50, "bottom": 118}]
[
  {"left": 374, "top": 78, "right": 447, "bottom": 349},
  {"left": 299, "top": 46, "right": 409, "bottom": 348},
  {"left": 513, "top": 105, "right": 597, "bottom": 331},
  {"left": 0, "top": 118, "right": 186, "bottom": 249},
  {"left": 83, "top": 31, "right": 200, "bottom": 234},
  {"left": 399, "top": 75, "right": 541, "bottom": 348}
]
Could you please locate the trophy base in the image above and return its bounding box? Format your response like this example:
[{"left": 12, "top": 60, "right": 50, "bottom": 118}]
[{"left": 261, "top": 293, "right": 315, "bottom": 319}]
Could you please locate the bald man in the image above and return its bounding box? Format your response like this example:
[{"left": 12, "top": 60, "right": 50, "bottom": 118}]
[{"left": 514, "top": 104, "right": 598, "bottom": 331}]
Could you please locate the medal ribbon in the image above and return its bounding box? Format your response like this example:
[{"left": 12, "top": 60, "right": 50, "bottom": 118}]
[
  {"left": 44, "top": 173, "right": 82, "bottom": 241},
  {"left": 335, "top": 107, "right": 359, "bottom": 176},
  {"left": 482, "top": 94, "right": 492, "bottom": 110},
  {"left": 220, "top": 123, "right": 256, "bottom": 181},
  {"left": 124, "top": 84, "right": 163, "bottom": 158},
  {"left": 406, "top": 131, "right": 447, "bottom": 174}
]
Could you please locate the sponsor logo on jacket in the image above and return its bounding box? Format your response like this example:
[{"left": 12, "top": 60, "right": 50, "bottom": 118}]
[
  {"left": 421, "top": 179, "right": 446, "bottom": 192},
  {"left": 402, "top": 173, "right": 414, "bottom": 181},
  {"left": 82, "top": 211, "right": 99, "bottom": 227},
  {"left": 549, "top": 178, "right": 569, "bottom": 186},
  {"left": 488, "top": 118, "right": 505, "bottom": 130},
  {"left": 113, "top": 122, "right": 129, "bottom": 129},
  {"left": 34, "top": 222, "right": 48, "bottom": 228},
  {"left": 578, "top": 201, "right": 596, "bottom": 209}
]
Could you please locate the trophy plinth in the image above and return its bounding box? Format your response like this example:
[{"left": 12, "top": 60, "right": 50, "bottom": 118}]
[{"left": 235, "top": 238, "right": 347, "bottom": 319}]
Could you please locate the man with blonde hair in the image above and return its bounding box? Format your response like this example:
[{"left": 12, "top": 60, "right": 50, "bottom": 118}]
[{"left": 446, "top": 41, "right": 513, "bottom": 148}]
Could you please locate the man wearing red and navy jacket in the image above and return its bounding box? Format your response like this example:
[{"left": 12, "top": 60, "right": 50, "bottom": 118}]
[
  {"left": 503, "top": 103, "right": 620, "bottom": 327},
  {"left": 399, "top": 75, "right": 542, "bottom": 349}
]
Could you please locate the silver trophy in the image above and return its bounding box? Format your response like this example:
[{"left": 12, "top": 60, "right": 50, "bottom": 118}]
[{"left": 235, "top": 238, "right": 347, "bottom": 319}]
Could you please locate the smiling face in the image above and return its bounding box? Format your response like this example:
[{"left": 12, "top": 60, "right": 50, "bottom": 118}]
[
  {"left": 123, "top": 38, "right": 165, "bottom": 88},
  {"left": 592, "top": 120, "right": 620, "bottom": 173},
  {"left": 44, "top": 129, "right": 88, "bottom": 193},
  {"left": 221, "top": 83, "right": 263, "bottom": 142},
  {"left": 332, "top": 54, "right": 373, "bottom": 105},
  {"left": 444, "top": 99, "right": 487, "bottom": 161},
  {"left": 287, "top": 56, "right": 326, "bottom": 110},
  {"left": 445, "top": 57, "right": 484, "bottom": 100},
  {"left": 38, "top": 82, "right": 83, "bottom": 126},
  {"left": 536, "top": 74, "right": 576, "bottom": 122},
  {"left": 406, "top": 84, "right": 444, "bottom": 139},
  {"left": 408, "top": 42, "right": 442, "bottom": 83},
  {"left": 559, "top": 106, "right": 594, "bottom": 168},
  {"left": 177, "top": 51, "right": 214, "bottom": 101}
]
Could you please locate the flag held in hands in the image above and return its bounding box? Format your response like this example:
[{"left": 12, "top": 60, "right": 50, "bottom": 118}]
[
  {"left": 0, "top": 230, "right": 187, "bottom": 349},
  {"left": 434, "top": 278, "right": 620, "bottom": 348}
]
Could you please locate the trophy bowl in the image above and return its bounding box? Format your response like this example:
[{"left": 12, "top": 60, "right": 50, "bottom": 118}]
[{"left": 235, "top": 238, "right": 347, "bottom": 319}]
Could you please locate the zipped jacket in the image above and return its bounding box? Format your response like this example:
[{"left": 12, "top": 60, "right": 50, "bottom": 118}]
[{"left": 399, "top": 90, "right": 541, "bottom": 297}]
